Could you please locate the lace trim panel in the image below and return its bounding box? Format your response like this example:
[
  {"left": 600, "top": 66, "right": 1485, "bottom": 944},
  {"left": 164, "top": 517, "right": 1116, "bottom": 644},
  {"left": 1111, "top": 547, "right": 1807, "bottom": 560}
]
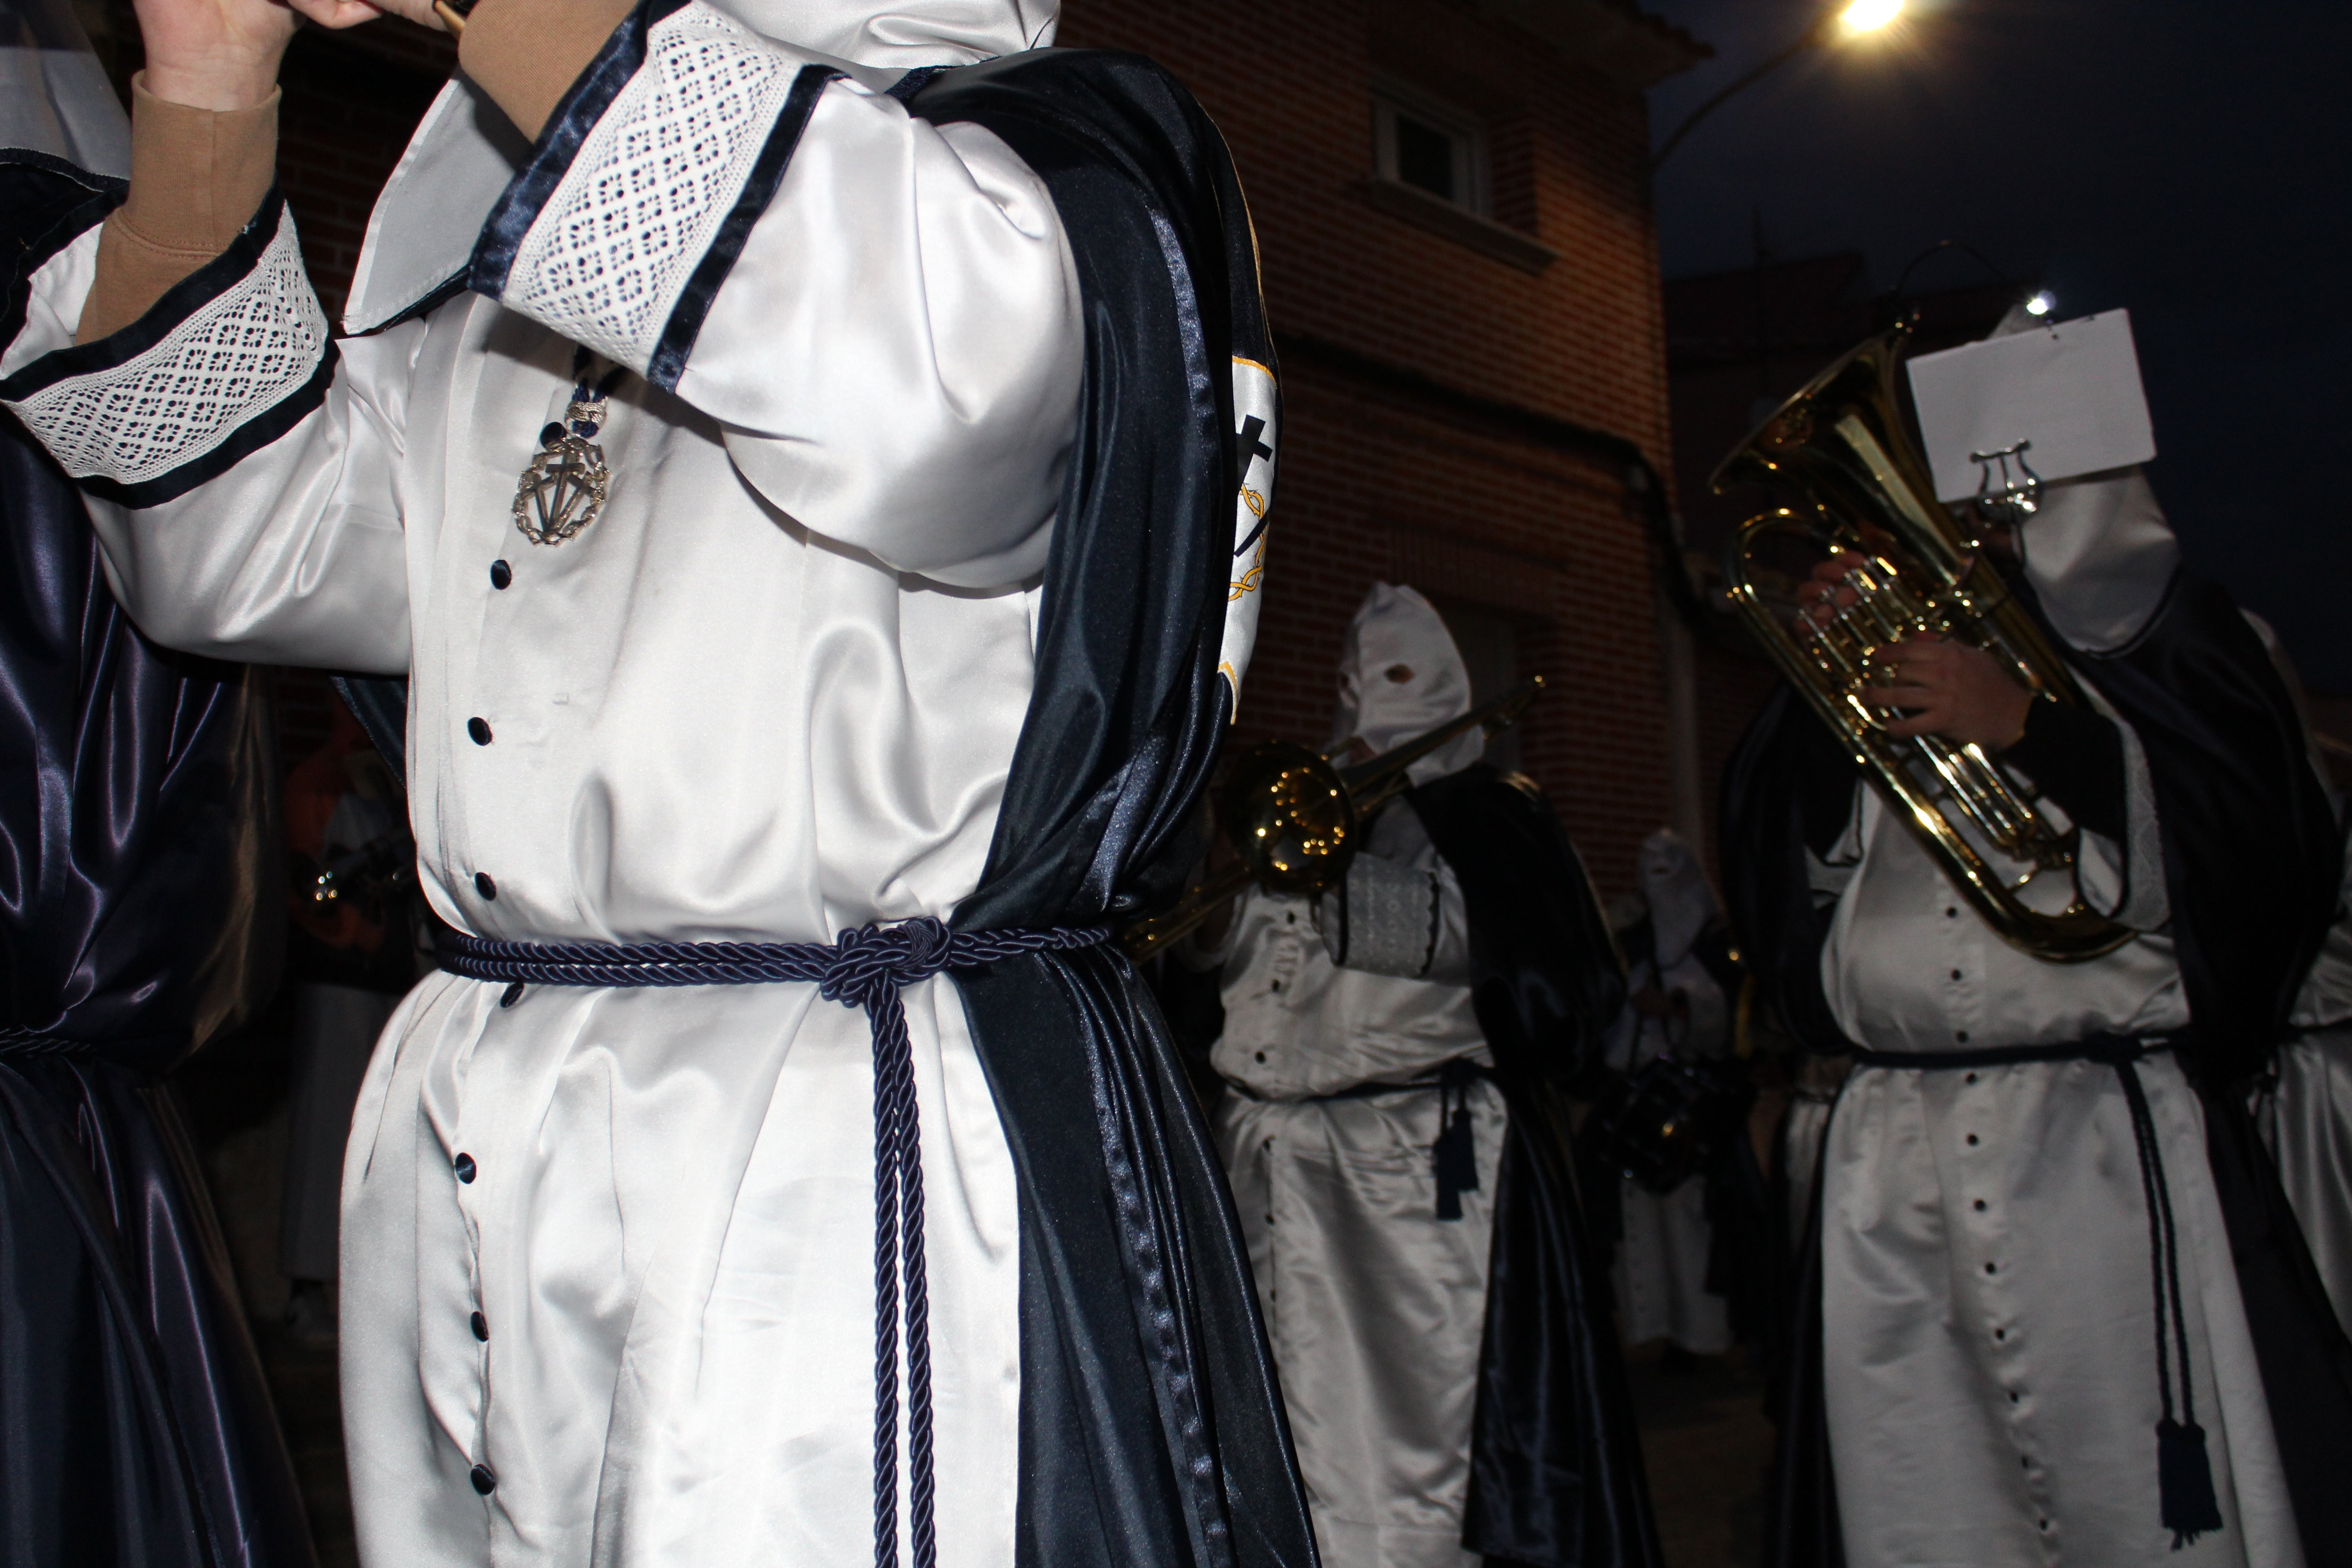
[
  {"left": 3, "top": 202, "right": 328, "bottom": 491},
  {"left": 496, "top": 3, "right": 817, "bottom": 381},
  {"left": 1321, "top": 854, "right": 1443, "bottom": 980}
]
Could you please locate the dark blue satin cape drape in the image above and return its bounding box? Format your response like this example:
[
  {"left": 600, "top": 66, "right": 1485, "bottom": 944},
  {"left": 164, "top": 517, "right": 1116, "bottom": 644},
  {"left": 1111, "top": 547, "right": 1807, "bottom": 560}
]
[
  {"left": 1405, "top": 765, "right": 1661, "bottom": 1568},
  {"left": 904, "top": 51, "right": 1318, "bottom": 1568},
  {"left": 0, "top": 154, "right": 312, "bottom": 1568},
  {"left": 1723, "top": 569, "right": 2352, "bottom": 1568}
]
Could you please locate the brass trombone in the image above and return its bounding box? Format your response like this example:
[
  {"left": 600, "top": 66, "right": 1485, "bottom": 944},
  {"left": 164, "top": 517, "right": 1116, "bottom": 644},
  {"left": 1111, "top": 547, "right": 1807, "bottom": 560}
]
[{"left": 1124, "top": 678, "right": 1544, "bottom": 960}]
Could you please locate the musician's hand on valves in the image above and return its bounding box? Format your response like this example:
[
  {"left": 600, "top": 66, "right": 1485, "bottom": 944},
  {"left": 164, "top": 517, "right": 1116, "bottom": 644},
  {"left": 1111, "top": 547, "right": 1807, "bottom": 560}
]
[
  {"left": 1859, "top": 636, "right": 2034, "bottom": 751},
  {"left": 137, "top": 0, "right": 438, "bottom": 113},
  {"left": 1801, "top": 551, "right": 1870, "bottom": 626}
]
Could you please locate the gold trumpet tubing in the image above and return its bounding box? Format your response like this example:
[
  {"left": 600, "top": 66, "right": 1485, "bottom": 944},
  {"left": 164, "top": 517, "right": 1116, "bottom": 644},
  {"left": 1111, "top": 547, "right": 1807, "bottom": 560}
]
[
  {"left": 1913, "top": 736, "right": 2038, "bottom": 856},
  {"left": 1336, "top": 676, "right": 1545, "bottom": 807},
  {"left": 1122, "top": 862, "right": 1254, "bottom": 959},
  {"left": 1122, "top": 678, "right": 1547, "bottom": 963}
]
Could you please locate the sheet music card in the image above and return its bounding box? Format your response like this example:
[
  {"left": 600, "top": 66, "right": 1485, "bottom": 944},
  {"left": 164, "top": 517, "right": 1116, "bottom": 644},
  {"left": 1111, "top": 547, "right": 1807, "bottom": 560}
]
[{"left": 1905, "top": 309, "right": 2156, "bottom": 504}]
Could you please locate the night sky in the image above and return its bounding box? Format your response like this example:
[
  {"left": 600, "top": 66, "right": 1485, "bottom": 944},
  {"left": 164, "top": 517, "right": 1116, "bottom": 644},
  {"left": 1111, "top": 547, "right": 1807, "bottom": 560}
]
[{"left": 1643, "top": 0, "right": 2352, "bottom": 689}]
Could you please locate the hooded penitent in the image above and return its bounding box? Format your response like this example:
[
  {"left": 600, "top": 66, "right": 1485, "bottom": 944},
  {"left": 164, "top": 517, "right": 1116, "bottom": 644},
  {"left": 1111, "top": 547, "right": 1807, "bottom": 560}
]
[
  {"left": 1635, "top": 829, "right": 1717, "bottom": 973},
  {"left": 1330, "top": 583, "right": 1484, "bottom": 784},
  {"left": 1722, "top": 310, "right": 2352, "bottom": 1565},
  {"left": 0, "top": 13, "right": 307, "bottom": 1560}
]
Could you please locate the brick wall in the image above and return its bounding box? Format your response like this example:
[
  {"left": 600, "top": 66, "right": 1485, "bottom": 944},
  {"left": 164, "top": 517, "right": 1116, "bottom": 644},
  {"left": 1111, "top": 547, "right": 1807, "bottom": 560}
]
[{"left": 1059, "top": 0, "right": 1702, "bottom": 890}]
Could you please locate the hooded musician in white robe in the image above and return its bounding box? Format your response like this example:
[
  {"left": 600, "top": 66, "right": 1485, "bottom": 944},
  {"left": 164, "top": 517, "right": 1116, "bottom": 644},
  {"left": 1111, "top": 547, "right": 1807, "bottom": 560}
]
[
  {"left": 1191, "top": 585, "right": 1493, "bottom": 1568},
  {"left": 0, "top": 0, "right": 1316, "bottom": 1562},
  {"left": 1188, "top": 583, "right": 1655, "bottom": 1568},
  {"left": 1602, "top": 828, "right": 1733, "bottom": 1357},
  {"left": 1725, "top": 451, "right": 2352, "bottom": 1568}
]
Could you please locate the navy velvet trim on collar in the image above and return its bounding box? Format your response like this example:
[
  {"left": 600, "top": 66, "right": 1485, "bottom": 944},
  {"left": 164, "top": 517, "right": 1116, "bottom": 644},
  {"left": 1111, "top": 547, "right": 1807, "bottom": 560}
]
[
  {"left": 0, "top": 189, "right": 291, "bottom": 401},
  {"left": 644, "top": 63, "right": 839, "bottom": 392},
  {"left": 466, "top": 0, "right": 693, "bottom": 300}
]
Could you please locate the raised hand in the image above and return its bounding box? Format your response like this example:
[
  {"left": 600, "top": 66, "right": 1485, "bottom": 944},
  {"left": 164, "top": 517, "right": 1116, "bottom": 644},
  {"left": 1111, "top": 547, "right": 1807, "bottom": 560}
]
[{"left": 136, "top": 0, "right": 441, "bottom": 111}]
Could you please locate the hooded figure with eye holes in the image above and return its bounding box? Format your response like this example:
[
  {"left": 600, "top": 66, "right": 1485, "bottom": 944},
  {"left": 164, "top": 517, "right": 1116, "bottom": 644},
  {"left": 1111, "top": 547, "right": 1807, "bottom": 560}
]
[{"left": 1182, "top": 582, "right": 1659, "bottom": 1568}]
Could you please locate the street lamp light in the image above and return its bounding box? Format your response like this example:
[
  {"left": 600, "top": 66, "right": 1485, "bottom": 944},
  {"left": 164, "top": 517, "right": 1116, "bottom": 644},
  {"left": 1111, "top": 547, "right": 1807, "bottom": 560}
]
[{"left": 1648, "top": 0, "right": 1906, "bottom": 173}]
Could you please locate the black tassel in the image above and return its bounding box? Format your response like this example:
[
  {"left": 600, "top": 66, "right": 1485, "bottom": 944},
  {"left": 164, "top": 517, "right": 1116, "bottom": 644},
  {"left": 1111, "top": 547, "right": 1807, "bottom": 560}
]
[
  {"left": 2156, "top": 1417, "right": 2223, "bottom": 1548},
  {"left": 1433, "top": 1100, "right": 1478, "bottom": 1221}
]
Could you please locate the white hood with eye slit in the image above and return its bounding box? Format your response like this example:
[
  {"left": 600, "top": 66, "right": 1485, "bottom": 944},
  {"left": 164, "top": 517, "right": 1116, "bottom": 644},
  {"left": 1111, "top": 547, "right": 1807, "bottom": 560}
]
[{"left": 1329, "top": 582, "right": 1485, "bottom": 787}]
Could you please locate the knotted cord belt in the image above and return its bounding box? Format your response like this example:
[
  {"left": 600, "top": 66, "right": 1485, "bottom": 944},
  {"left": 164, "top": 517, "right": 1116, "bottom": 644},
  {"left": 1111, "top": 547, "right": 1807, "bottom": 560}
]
[
  {"left": 1851, "top": 1033, "right": 2224, "bottom": 1547},
  {"left": 0, "top": 1025, "right": 85, "bottom": 1054},
  {"left": 1225, "top": 1055, "right": 1493, "bottom": 1220},
  {"left": 437, "top": 916, "right": 1107, "bottom": 1568}
]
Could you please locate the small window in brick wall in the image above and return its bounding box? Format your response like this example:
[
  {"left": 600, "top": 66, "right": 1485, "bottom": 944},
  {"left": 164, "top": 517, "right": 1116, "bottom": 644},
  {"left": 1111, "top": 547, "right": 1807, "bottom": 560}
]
[{"left": 1373, "top": 87, "right": 1488, "bottom": 218}]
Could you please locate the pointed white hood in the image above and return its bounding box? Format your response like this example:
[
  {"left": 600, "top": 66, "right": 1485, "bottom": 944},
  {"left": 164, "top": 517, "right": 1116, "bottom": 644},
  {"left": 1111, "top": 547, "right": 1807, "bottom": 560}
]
[
  {"left": 1329, "top": 582, "right": 1485, "bottom": 787},
  {"left": 1635, "top": 828, "right": 1717, "bottom": 970},
  {"left": 1975, "top": 300, "right": 2180, "bottom": 655},
  {"left": 341, "top": 0, "right": 1056, "bottom": 333}
]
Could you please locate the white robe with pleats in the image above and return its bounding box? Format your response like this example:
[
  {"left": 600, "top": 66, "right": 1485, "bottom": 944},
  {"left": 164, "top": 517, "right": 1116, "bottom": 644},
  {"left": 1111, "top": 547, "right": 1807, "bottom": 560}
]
[{"left": 2, "top": 15, "right": 1093, "bottom": 1562}]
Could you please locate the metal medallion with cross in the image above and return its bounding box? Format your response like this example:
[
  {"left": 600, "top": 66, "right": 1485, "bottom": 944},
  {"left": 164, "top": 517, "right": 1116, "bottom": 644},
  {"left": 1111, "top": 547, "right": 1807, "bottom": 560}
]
[{"left": 513, "top": 418, "right": 611, "bottom": 546}]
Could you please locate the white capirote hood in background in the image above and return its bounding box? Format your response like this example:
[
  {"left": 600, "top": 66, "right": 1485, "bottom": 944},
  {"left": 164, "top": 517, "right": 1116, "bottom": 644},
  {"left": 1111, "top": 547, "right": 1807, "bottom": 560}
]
[
  {"left": 341, "top": 0, "right": 1056, "bottom": 333},
  {"left": 1635, "top": 828, "right": 1718, "bottom": 971},
  {"left": 1329, "top": 582, "right": 1485, "bottom": 788},
  {"left": 1974, "top": 299, "right": 2180, "bottom": 656}
]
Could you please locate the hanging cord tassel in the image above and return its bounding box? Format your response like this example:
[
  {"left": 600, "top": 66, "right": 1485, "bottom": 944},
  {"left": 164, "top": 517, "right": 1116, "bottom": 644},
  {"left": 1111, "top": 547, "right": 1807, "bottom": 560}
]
[
  {"left": 434, "top": 916, "right": 1107, "bottom": 1568},
  {"left": 1432, "top": 1057, "right": 1483, "bottom": 1220},
  {"left": 2111, "top": 1054, "right": 2224, "bottom": 1548},
  {"left": 870, "top": 983, "right": 924, "bottom": 1568}
]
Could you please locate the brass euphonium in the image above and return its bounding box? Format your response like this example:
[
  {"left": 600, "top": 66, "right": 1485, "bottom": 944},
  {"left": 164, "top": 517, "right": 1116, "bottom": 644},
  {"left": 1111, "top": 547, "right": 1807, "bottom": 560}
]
[
  {"left": 1715, "top": 327, "right": 2131, "bottom": 962},
  {"left": 1123, "top": 678, "right": 1544, "bottom": 960}
]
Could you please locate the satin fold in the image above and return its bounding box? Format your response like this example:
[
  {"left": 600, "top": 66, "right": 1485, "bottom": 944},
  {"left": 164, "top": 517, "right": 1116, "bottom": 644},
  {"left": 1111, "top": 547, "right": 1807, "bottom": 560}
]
[
  {"left": 1405, "top": 766, "right": 1659, "bottom": 1568},
  {"left": 914, "top": 47, "right": 1317, "bottom": 1568},
  {"left": 0, "top": 182, "right": 304, "bottom": 1567}
]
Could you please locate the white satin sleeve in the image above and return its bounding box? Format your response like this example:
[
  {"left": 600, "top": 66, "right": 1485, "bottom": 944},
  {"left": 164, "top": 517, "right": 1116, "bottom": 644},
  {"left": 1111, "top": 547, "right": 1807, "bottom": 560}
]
[
  {"left": 475, "top": 3, "right": 1080, "bottom": 587},
  {"left": 0, "top": 198, "right": 412, "bottom": 672}
]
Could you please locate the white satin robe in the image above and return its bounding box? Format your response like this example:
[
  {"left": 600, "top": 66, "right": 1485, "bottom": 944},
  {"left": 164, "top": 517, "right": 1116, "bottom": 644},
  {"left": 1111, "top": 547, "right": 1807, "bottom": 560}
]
[
  {"left": 1599, "top": 951, "right": 1731, "bottom": 1355},
  {"left": 1815, "top": 776, "right": 2302, "bottom": 1568},
  {"left": 5, "top": 30, "right": 1083, "bottom": 1566},
  {"left": 1196, "top": 807, "right": 1496, "bottom": 1568},
  {"left": 2256, "top": 840, "right": 2352, "bottom": 1340}
]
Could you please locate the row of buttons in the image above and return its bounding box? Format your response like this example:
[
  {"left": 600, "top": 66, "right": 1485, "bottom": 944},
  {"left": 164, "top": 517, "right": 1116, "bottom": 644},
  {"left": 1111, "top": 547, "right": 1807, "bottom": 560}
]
[
  {"left": 454, "top": 1147, "right": 497, "bottom": 1497},
  {"left": 1954, "top": 1106, "right": 2051, "bottom": 1539},
  {"left": 469, "top": 559, "right": 514, "bottom": 908},
  {"left": 464, "top": 556, "right": 511, "bottom": 1495}
]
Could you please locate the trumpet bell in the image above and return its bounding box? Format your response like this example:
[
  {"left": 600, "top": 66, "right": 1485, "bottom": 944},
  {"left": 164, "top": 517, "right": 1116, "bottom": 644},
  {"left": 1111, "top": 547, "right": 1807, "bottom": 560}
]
[{"left": 1222, "top": 741, "right": 1357, "bottom": 896}]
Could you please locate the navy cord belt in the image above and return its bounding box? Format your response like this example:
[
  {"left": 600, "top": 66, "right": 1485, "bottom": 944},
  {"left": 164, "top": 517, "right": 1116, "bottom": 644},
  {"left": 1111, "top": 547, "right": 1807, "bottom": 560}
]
[
  {"left": 0, "top": 1024, "right": 85, "bottom": 1055},
  {"left": 436, "top": 916, "right": 1107, "bottom": 1568},
  {"left": 1852, "top": 1033, "right": 2224, "bottom": 1546},
  {"left": 1223, "top": 1055, "right": 1493, "bottom": 1220}
]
